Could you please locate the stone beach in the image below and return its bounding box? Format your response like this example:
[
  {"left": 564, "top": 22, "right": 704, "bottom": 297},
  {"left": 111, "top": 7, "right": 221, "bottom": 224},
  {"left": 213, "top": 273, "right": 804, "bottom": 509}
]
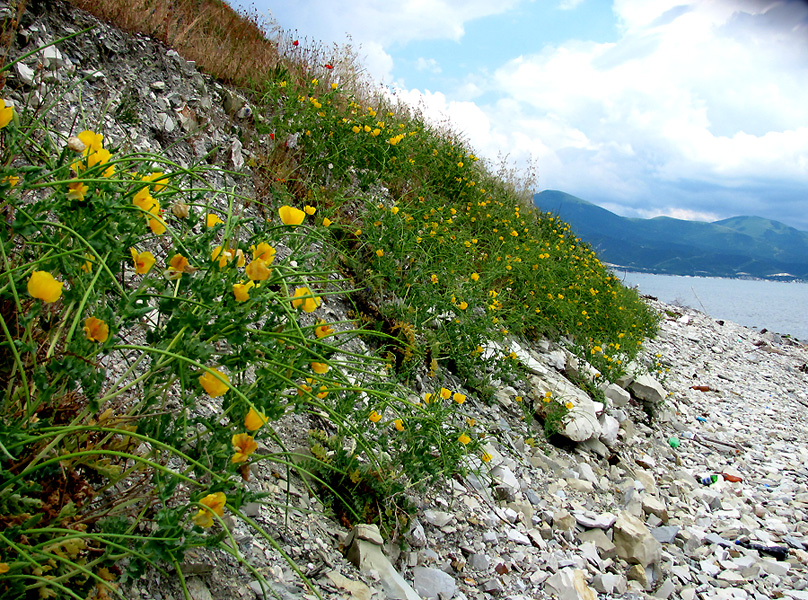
[{"left": 5, "top": 3, "right": 808, "bottom": 598}]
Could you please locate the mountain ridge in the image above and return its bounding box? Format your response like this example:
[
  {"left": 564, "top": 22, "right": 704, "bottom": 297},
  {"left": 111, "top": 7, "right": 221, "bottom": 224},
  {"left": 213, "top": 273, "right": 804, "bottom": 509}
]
[{"left": 534, "top": 190, "right": 808, "bottom": 280}]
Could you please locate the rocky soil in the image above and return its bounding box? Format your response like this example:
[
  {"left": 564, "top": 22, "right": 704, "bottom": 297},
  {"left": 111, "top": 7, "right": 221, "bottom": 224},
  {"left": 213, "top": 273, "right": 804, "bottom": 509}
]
[{"left": 4, "top": 3, "right": 808, "bottom": 599}]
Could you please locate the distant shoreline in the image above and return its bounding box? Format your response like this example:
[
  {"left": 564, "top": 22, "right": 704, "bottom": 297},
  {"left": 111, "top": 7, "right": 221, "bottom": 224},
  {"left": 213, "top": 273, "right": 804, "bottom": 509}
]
[{"left": 607, "top": 264, "right": 808, "bottom": 284}]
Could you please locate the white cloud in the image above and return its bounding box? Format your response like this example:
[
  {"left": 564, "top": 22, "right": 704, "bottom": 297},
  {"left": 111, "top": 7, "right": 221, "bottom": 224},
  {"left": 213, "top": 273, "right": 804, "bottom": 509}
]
[{"left": 415, "top": 57, "right": 442, "bottom": 73}]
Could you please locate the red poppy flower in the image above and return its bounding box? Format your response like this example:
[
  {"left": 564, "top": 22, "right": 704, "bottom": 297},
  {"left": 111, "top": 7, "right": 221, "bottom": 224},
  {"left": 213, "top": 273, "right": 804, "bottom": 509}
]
[
  {"left": 325, "top": 64, "right": 333, "bottom": 69},
  {"left": 269, "top": 133, "right": 275, "bottom": 140},
  {"left": 292, "top": 40, "right": 299, "bottom": 46}
]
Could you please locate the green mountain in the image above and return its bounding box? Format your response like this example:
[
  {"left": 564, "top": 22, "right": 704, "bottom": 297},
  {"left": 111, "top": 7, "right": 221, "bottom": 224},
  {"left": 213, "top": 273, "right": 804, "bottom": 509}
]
[{"left": 534, "top": 190, "right": 808, "bottom": 280}]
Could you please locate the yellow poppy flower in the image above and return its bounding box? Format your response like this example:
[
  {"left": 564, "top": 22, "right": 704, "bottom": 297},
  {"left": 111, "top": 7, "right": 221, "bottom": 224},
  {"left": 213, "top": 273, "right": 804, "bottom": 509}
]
[
  {"left": 314, "top": 321, "right": 333, "bottom": 338},
  {"left": 78, "top": 130, "right": 104, "bottom": 153},
  {"left": 458, "top": 433, "right": 471, "bottom": 445},
  {"left": 304, "top": 205, "right": 316, "bottom": 215},
  {"left": 83, "top": 316, "right": 109, "bottom": 343},
  {"left": 439, "top": 388, "right": 451, "bottom": 400},
  {"left": 0, "top": 562, "right": 8, "bottom": 574},
  {"left": 481, "top": 452, "right": 492, "bottom": 463},
  {"left": 565, "top": 401, "right": 574, "bottom": 410},
  {"left": 0, "top": 99, "right": 13, "bottom": 128},
  {"left": 245, "top": 258, "right": 271, "bottom": 281},
  {"left": 142, "top": 171, "right": 167, "bottom": 192},
  {"left": 212, "top": 245, "right": 245, "bottom": 269},
  {"left": 80, "top": 253, "right": 94, "bottom": 273},
  {"left": 323, "top": 217, "right": 332, "bottom": 227},
  {"left": 311, "top": 362, "right": 329, "bottom": 374},
  {"left": 148, "top": 215, "right": 166, "bottom": 235},
  {"left": 130, "top": 248, "right": 156, "bottom": 274},
  {"left": 291, "top": 287, "right": 321, "bottom": 313},
  {"left": 470, "top": 273, "right": 480, "bottom": 281},
  {"left": 423, "top": 393, "right": 433, "bottom": 404},
  {"left": 27, "top": 271, "right": 63, "bottom": 303},
  {"left": 199, "top": 368, "right": 229, "bottom": 397},
  {"left": 231, "top": 433, "right": 258, "bottom": 463},
  {"left": 458, "top": 302, "right": 468, "bottom": 310},
  {"left": 369, "top": 410, "right": 382, "bottom": 423},
  {"left": 192, "top": 492, "right": 226, "bottom": 528},
  {"left": 453, "top": 393, "right": 466, "bottom": 405},
  {"left": 206, "top": 213, "right": 224, "bottom": 227},
  {"left": 67, "top": 180, "right": 89, "bottom": 201},
  {"left": 167, "top": 254, "right": 189, "bottom": 278},
  {"left": 244, "top": 407, "right": 267, "bottom": 431},
  {"left": 393, "top": 419, "right": 404, "bottom": 431},
  {"left": 2, "top": 174, "right": 19, "bottom": 187},
  {"left": 279, "top": 205, "right": 305, "bottom": 226},
  {"left": 232, "top": 281, "right": 255, "bottom": 302},
  {"left": 250, "top": 242, "right": 276, "bottom": 264},
  {"left": 375, "top": 248, "right": 384, "bottom": 257}
]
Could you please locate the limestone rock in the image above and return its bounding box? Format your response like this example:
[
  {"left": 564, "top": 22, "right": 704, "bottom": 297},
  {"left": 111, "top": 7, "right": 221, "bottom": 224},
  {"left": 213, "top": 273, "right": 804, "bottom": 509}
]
[
  {"left": 629, "top": 373, "right": 667, "bottom": 406},
  {"left": 412, "top": 566, "right": 457, "bottom": 600},
  {"left": 544, "top": 568, "right": 597, "bottom": 600},
  {"left": 613, "top": 511, "right": 662, "bottom": 567}
]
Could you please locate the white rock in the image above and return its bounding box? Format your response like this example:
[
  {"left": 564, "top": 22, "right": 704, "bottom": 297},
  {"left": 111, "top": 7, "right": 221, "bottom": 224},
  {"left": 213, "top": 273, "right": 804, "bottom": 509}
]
[
  {"left": 630, "top": 373, "right": 667, "bottom": 405},
  {"left": 613, "top": 511, "right": 662, "bottom": 567},
  {"left": 544, "top": 568, "right": 597, "bottom": 600}
]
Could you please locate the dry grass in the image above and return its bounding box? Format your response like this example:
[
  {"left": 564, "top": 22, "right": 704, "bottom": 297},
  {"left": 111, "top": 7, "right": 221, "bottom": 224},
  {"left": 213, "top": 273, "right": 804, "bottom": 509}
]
[{"left": 67, "top": 0, "right": 281, "bottom": 86}]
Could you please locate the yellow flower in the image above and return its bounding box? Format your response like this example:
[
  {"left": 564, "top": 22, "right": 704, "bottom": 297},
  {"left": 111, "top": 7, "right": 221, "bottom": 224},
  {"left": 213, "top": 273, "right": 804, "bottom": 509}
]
[
  {"left": 423, "top": 393, "right": 433, "bottom": 404},
  {"left": 331, "top": 82, "right": 338, "bottom": 90},
  {"left": 232, "top": 280, "right": 255, "bottom": 302},
  {"left": 167, "top": 254, "right": 190, "bottom": 278},
  {"left": 458, "top": 433, "right": 471, "bottom": 445},
  {"left": 439, "top": 387, "right": 451, "bottom": 400},
  {"left": 148, "top": 215, "right": 166, "bottom": 235},
  {"left": 80, "top": 253, "right": 94, "bottom": 273},
  {"left": 231, "top": 433, "right": 258, "bottom": 463},
  {"left": 314, "top": 320, "right": 333, "bottom": 338},
  {"left": 458, "top": 301, "right": 468, "bottom": 310},
  {"left": 279, "top": 205, "right": 305, "bottom": 226},
  {"left": 431, "top": 274, "right": 438, "bottom": 284},
  {"left": 291, "top": 287, "right": 321, "bottom": 313},
  {"left": 67, "top": 180, "right": 89, "bottom": 201},
  {"left": 0, "top": 99, "right": 14, "bottom": 128},
  {"left": 354, "top": 228, "right": 362, "bottom": 236},
  {"left": 0, "top": 561, "right": 8, "bottom": 574},
  {"left": 323, "top": 217, "right": 332, "bottom": 227},
  {"left": 130, "top": 248, "right": 156, "bottom": 274},
  {"left": 142, "top": 171, "right": 168, "bottom": 192},
  {"left": 311, "top": 362, "right": 330, "bottom": 374},
  {"left": 192, "top": 492, "right": 226, "bottom": 528},
  {"left": 390, "top": 206, "right": 399, "bottom": 215},
  {"left": 83, "top": 316, "right": 109, "bottom": 343},
  {"left": 369, "top": 410, "right": 382, "bottom": 423},
  {"left": 250, "top": 242, "right": 276, "bottom": 264},
  {"left": 27, "top": 271, "right": 63, "bottom": 303},
  {"left": 206, "top": 213, "right": 224, "bottom": 227},
  {"left": 245, "top": 258, "right": 271, "bottom": 281},
  {"left": 212, "top": 245, "right": 245, "bottom": 269},
  {"left": 352, "top": 125, "right": 361, "bottom": 134},
  {"left": 466, "top": 417, "right": 476, "bottom": 427},
  {"left": 375, "top": 248, "right": 384, "bottom": 257},
  {"left": 565, "top": 401, "right": 574, "bottom": 410},
  {"left": 453, "top": 392, "right": 466, "bottom": 405},
  {"left": 481, "top": 452, "right": 492, "bottom": 463},
  {"left": 78, "top": 130, "right": 104, "bottom": 153},
  {"left": 199, "top": 367, "right": 229, "bottom": 397},
  {"left": 304, "top": 205, "right": 316, "bottom": 215},
  {"left": 394, "top": 419, "right": 404, "bottom": 431},
  {"left": 245, "top": 407, "right": 268, "bottom": 431},
  {"left": 2, "top": 174, "right": 19, "bottom": 187},
  {"left": 132, "top": 187, "right": 157, "bottom": 213}
]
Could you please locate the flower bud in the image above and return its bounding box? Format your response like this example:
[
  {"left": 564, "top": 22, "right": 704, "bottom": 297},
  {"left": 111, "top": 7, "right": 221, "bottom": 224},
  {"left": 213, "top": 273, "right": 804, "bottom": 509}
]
[
  {"left": 171, "top": 200, "right": 190, "bottom": 218},
  {"left": 67, "top": 137, "right": 86, "bottom": 152}
]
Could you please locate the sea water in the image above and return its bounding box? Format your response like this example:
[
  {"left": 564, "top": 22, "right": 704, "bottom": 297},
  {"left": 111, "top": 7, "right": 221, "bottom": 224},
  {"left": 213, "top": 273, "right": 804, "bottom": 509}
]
[{"left": 616, "top": 271, "right": 808, "bottom": 341}]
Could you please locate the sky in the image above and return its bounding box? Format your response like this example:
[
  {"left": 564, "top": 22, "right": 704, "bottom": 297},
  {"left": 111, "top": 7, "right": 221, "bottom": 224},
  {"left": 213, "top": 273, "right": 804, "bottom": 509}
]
[{"left": 229, "top": 0, "right": 808, "bottom": 231}]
